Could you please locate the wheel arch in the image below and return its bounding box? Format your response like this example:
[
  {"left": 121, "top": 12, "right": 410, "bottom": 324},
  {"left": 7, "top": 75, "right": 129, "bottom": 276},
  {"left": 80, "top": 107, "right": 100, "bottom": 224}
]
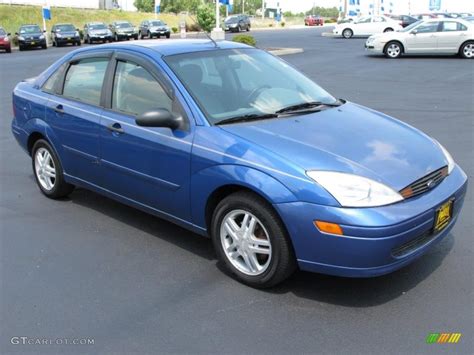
[
  {"left": 458, "top": 40, "right": 474, "bottom": 54},
  {"left": 384, "top": 40, "right": 405, "bottom": 54}
]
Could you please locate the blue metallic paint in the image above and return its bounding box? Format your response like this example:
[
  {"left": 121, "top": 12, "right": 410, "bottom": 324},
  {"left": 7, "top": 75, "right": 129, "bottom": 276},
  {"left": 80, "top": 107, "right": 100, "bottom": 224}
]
[{"left": 11, "top": 40, "right": 468, "bottom": 278}]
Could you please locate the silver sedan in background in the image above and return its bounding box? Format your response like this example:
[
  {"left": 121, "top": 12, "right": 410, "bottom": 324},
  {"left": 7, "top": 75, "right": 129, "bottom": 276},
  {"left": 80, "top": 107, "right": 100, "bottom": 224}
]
[{"left": 365, "top": 18, "right": 474, "bottom": 58}]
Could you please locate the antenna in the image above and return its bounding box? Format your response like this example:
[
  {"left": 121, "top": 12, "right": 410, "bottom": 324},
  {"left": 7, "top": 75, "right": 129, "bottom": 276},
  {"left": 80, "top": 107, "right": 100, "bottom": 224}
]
[{"left": 187, "top": 13, "right": 219, "bottom": 48}]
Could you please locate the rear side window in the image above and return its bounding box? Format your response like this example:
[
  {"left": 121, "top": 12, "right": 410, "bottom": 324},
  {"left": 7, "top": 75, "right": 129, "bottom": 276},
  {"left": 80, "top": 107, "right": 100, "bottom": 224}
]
[
  {"left": 112, "top": 60, "right": 172, "bottom": 116},
  {"left": 63, "top": 58, "right": 108, "bottom": 106},
  {"left": 442, "top": 21, "right": 467, "bottom": 31}
]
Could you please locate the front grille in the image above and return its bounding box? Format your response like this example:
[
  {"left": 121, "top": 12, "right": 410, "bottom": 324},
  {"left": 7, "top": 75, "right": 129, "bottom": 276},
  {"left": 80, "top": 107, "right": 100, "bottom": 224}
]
[
  {"left": 400, "top": 166, "right": 448, "bottom": 199},
  {"left": 391, "top": 229, "right": 436, "bottom": 257}
]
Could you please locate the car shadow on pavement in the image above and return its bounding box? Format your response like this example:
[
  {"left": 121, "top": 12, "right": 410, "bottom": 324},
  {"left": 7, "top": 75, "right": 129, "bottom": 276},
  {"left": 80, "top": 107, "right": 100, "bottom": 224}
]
[
  {"left": 268, "top": 234, "right": 454, "bottom": 306},
  {"left": 67, "top": 186, "right": 453, "bottom": 307},
  {"left": 68, "top": 187, "right": 217, "bottom": 261}
]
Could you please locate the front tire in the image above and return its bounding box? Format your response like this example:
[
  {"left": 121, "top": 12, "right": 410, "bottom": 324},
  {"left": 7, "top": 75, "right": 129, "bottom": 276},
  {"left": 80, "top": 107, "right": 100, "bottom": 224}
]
[
  {"left": 211, "top": 191, "right": 296, "bottom": 288},
  {"left": 460, "top": 41, "right": 474, "bottom": 59},
  {"left": 384, "top": 41, "right": 403, "bottom": 58},
  {"left": 32, "top": 139, "right": 74, "bottom": 199},
  {"left": 342, "top": 28, "right": 353, "bottom": 39},
  {"left": 384, "top": 27, "right": 394, "bottom": 32}
]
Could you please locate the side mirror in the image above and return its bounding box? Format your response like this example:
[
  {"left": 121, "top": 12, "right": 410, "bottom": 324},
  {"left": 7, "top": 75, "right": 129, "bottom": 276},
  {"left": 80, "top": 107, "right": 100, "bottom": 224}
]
[
  {"left": 43, "top": 30, "right": 46, "bottom": 33},
  {"left": 15, "top": 32, "right": 19, "bottom": 36},
  {"left": 7, "top": 33, "right": 11, "bottom": 36},
  {"left": 411, "top": 29, "right": 418, "bottom": 34},
  {"left": 76, "top": 28, "right": 80, "bottom": 31},
  {"left": 135, "top": 109, "right": 181, "bottom": 130}
]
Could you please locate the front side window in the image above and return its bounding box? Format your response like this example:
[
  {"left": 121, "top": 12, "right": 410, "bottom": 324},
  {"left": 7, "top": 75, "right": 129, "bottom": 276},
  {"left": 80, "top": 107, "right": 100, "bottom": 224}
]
[
  {"left": 415, "top": 22, "right": 440, "bottom": 33},
  {"left": 165, "top": 48, "right": 336, "bottom": 124},
  {"left": 112, "top": 61, "right": 172, "bottom": 116},
  {"left": 62, "top": 58, "right": 108, "bottom": 106},
  {"left": 42, "top": 67, "right": 63, "bottom": 93}
]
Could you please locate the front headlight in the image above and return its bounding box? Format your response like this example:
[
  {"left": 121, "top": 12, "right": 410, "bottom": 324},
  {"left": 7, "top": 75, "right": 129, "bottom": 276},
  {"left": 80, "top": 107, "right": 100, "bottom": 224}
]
[
  {"left": 107, "top": 29, "right": 112, "bottom": 35},
  {"left": 18, "top": 36, "right": 25, "bottom": 40},
  {"left": 307, "top": 171, "right": 403, "bottom": 207},
  {"left": 75, "top": 31, "right": 80, "bottom": 37},
  {"left": 39, "top": 35, "right": 45, "bottom": 39},
  {"left": 366, "top": 36, "right": 375, "bottom": 43},
  {"left": 56, "top": 33, "right": 62, "bottom": 38},
  {"left": 434, "top": 140, "right": 455, "bottom": 173}
]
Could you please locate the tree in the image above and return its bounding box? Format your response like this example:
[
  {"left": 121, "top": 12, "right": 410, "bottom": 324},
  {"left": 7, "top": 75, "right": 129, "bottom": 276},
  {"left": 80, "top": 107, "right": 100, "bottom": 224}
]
[
  {"left": 197, "top": 3, "right": 215, "bottom": 32},
  {"left": 305, "top": 6, "right": 339, "bottom": 18},
  {"left": 161, "top": 0, "right": 201, "bottom": 14},
  {"left": 134, "top": 0, "right": 154, "bottom": 13}
]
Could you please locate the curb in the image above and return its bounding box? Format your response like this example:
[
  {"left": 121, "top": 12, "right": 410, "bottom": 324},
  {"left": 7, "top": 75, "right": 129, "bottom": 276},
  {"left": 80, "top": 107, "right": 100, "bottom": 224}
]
[{"left": 267, "top": 47, "right": 304, "bottom": 56}]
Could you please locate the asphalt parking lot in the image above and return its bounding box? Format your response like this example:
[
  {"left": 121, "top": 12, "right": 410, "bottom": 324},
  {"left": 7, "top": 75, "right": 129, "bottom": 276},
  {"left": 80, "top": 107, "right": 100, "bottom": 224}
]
[{"left": 1, "top": 26, "right": 473, "bottom": 354}]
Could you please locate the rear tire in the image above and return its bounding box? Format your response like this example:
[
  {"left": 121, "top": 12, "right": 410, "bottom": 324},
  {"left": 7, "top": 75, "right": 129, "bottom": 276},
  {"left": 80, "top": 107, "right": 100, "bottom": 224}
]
[
  {"left": 342, "top": 28, "right": 353, "bottom": 39},
  {"left": 211, "top": 191, "right": 297, "bottom": 288},
  {"left": 42, "top": 43, "right": 47, "bottom": 49},
  {"left": 384, "top": 41, "right": 403, "bottom": 58},
  {"left": 32, "top": 139, "right": 74, "bottom": 199},
  {"left": 166, "top": 33, "right": 170, "bottom": 38},
  {"left": 460, "top": 41, "right": 474, "bottom": 59},
  {"left": 6, "top": 47, "right": 11, "bottom": 53}
]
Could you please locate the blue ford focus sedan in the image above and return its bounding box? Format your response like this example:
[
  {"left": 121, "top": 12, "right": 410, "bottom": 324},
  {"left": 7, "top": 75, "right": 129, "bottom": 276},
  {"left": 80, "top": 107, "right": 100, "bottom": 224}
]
[{"left": 11, "top": 40, "right": 467, "bottom": 287}]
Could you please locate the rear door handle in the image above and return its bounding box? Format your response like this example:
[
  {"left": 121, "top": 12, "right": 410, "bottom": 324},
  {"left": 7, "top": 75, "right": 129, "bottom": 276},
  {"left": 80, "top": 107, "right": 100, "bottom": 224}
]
[
  {"left": 53, "top": 104, "right": 64, "bottom": 114},
  {"left": 107, "top": 122, "right": 124, "bottom": 134}
]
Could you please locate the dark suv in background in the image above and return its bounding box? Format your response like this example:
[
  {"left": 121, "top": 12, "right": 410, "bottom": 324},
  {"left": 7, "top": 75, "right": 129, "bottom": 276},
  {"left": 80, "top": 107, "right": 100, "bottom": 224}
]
[
  {"left": 51, "top": 23, "right": 81, "bottom": 47},
  {"left": 16, "top": 24, "right": 47, "bottom": 50},
  {"left": 83, "top": 22, "right": 113, "bottom": 44},
  {"left": 224, "top": 15, "right": 251, "bottom": 32},
  {"left": 109, "top": 21, "right": 138, "bottom": 41},
  {"left": 138, "top": 20, "right": 170, "bottom": 39}
]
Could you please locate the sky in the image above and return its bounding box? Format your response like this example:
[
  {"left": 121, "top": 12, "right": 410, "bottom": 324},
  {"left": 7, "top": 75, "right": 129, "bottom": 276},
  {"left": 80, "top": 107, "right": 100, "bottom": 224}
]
[{"left": 267, "top": 0, "right": 474, "bottom": 14}]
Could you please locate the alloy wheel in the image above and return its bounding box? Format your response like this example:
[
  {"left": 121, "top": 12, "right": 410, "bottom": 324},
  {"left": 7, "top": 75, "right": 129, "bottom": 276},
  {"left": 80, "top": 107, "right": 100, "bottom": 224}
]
[
  {"left": 386, "top": 43, "right": 401, "bottom": 58},
  {"left": 463, "top": 43, "right": 474, "bottom": 58},
  {"left": 220, "top": 209, "right": 272, "bottom": 276},
  {"left": 34, "top": 147, "right": 56, "bottom": 191}
]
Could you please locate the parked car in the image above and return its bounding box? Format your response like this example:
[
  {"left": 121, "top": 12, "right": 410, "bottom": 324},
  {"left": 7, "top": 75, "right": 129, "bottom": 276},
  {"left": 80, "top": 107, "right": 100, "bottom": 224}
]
[
  {"left": 16, "top": 24, "right": 47, "bottom": 50},
  {"left": 83, "top": 22, "right": 113, "bottom": 44},
  {"left": 109, "top": 21, "right": 138, "bottom": 41},
  {"left": 333, "top": 15, "right": 403, "bottom": 38},
  {"left": 51, "top": 23, "right": 81, "bottom": 47},
  {"left": 0, "top": 27, "right": 11, "bottom": 53},
  {"left": 389, "top": 14, "right": 418, "bottom": 28},
  {"left": 365, "top": 18, "right": 474, "bottom": 58},
  {"left": 138, "top": 19, "right": 170, "bottom": 39},
  {"left": 11, "top": 40, "right": 467, "bottom": 287},
  {"left": 412, "top": 13, "right": 436, "bottom": 20},
  {"left": 224, "top": 15, "right": 251, "bottom": 32},
  {"left": 304, "top": 15, "right": 324, "bottom": 26}
]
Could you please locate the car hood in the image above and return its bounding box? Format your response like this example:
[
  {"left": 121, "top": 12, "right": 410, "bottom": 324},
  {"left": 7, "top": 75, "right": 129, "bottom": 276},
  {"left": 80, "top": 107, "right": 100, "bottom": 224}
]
[{"left": 219, "top": 102, "right": 447, "bottom": 190}]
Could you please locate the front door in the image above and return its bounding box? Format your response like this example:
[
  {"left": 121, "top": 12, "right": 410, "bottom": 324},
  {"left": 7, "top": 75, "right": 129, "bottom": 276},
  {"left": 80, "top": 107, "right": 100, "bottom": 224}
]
[
  {"left": 99, "top": 54, "right": 193, "bottom": 221},
  {"left": 405, "top": 21, "right": 441, "bottom": 53}
]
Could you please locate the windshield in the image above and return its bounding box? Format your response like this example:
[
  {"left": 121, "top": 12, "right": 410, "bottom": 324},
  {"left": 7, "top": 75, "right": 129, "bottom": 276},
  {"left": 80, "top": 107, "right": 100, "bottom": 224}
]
[
  {"left": 225, "top": 17, "right": 239, "bottom": 23},
  {"left": 90, "top": 24, "right": 107, "bottom": 30},
  {"left": 164, "top": 48, "right": 337, "bottom": 124},
  {"left": 56, "top": 24, "right": 75, "bottom": 32},
  {"left": 20, "top": 25, "right": 41, "bottom": 34},
  {"left": 150, "top": 21, "right": 164, "bottom": 26},
  {"left": 117, "top": 22, "right": 132, "bottom": 28},
  {"left": 401, "top": 20, "right": 423, "bottom": 32},
  {"left": 0, "top": 28, "right": 6, "bottom": 36}
]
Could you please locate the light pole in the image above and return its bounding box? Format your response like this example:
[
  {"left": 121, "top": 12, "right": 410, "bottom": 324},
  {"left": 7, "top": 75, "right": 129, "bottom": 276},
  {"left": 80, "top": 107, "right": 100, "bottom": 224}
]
[{"left": 211, "top": 0, "right": 225, "bottom": 40}]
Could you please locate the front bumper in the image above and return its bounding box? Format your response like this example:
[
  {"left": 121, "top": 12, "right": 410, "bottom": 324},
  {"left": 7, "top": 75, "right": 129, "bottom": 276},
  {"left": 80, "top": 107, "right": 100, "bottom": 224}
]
[
  {"left": 365, "top": 40, "right": 385, "bottom": 53},
  {"left": 150, "top": 30, "right": 170, "bottom": 36},
  {"left": 0, "top": 42, "right": 11, "bottom": 50},
  {"left": 56, "top": 36, "right": 80, "bottom": 44},
  {"left": 274, "top": 166, "right": 468, "bottom": 277},
  {"left": 89, "top": 35, "right": 113, "bottom": 41},
  {"left": 19, "top": 39, "right": 46, "bottom": 47},
  {"left": 116, "top": 32, "right": 137, "bottom": 39}
]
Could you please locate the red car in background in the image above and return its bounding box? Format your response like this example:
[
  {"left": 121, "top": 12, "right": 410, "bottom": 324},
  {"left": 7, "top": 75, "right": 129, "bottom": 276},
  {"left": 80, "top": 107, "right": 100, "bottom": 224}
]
[
  {"left": 0, "top": 27, "right": 12, "bottom": 53},
  {"left": 305, "top": 15, "right": 324, "bottom": 26}
]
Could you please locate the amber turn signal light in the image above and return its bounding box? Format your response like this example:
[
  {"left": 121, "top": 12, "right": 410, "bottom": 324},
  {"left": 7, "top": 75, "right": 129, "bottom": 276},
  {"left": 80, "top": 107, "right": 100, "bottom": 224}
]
[{"left": 314, "top": 220, "right": 343, "bottom": 235}]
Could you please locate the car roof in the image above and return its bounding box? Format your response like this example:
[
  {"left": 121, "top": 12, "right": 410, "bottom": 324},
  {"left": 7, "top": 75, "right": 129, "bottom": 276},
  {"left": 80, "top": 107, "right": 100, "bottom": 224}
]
[{"left": 72, "top": 39, "right": 249, "bottom": 57}]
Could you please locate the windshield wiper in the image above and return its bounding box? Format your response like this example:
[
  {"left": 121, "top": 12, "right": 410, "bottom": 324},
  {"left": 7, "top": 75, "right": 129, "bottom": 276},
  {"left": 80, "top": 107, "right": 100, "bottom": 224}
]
[
  {"left": 215, "top": 113, "right": 278, "bottom": 125},
  {"left": 275, "top": 101, "right": 341, "bottom": 114}
]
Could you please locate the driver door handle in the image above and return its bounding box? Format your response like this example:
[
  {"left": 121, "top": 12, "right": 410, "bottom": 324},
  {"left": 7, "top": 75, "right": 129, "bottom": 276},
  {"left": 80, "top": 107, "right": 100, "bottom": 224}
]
[
  {"left": 53, "top": 104, "right": 64, "bottom": 114},
  {"left": 107, "top": 122, "right": 124, "bottom": 134}
]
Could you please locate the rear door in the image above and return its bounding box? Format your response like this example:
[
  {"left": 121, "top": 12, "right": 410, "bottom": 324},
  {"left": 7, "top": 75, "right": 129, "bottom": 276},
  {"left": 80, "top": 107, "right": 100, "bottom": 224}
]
[
  {"left": 437, "top": 20, "right": 469, "bottom": 53},
  {"left": 98, "top": 51, "right": 194, "bottom": 220},
  {"left": 44, "top": 51, "right": 112, "bottom": 184}
]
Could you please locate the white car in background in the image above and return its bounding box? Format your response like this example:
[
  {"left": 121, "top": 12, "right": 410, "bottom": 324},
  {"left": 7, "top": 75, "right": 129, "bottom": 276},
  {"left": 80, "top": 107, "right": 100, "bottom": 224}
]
[
  {"left": 333, "top": 16, "right": 403, "bottom": 38},
  {"left": 365, "top": 18, "right": 474, "bottom": 58}
]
